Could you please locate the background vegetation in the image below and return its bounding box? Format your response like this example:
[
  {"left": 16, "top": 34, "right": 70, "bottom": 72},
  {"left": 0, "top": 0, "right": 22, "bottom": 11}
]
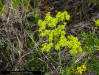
[{"left": 0, "top": 0, "right": 99, "bottom": 75}]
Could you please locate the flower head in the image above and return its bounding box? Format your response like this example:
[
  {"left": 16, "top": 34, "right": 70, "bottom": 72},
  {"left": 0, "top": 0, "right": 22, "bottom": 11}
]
[{"left": 76, "top": 65, "right": 86, "bottom": 75}]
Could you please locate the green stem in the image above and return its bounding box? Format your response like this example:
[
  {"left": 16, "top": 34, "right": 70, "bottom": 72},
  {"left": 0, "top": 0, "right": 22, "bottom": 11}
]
[{"left": 58, "top": 49, "right": 62, "bottom": 70}]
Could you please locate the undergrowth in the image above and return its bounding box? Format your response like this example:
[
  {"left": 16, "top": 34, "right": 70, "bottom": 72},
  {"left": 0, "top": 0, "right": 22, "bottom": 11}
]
[{"left": 0, "top": 0, "right": 99, "bottom": 75}]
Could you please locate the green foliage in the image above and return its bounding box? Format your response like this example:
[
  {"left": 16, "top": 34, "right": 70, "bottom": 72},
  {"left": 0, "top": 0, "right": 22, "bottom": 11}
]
[
  {"left": 81, "top": 30, "right": 99, "bottom": 74},
  {"left": 87, "top": 56, "right": 99, "bottom": 75},
  {"left": 81, "top": 31, "right": 99, "bottom": 52},
  {"left": 0, "top": 42, "right": 11, "bottom": 70},
  {"left": 11, "top": 0, "right": 21, "bottom": 8},
  {"left": 90, "top": 0, "right": 99, "bottom": 3},
  {"left": 10, "top": 0, "right": 29, "bottom": 8},
  {"left": 90, "top": 0, "right": 97, "bottom": 3},
  {"left": 0, "top": 0, "right": 5, "bottom": 15},
  {"left": 90, "top": 0, "right": 99, "bottom": 6},
  {"left": 0, "top": 0, "right": 3, "bottom": 6}
]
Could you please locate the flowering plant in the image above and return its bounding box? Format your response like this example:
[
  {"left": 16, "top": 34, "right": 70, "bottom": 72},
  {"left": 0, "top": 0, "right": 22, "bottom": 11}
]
[{"left": 38, "top": 11, "right": 82, "bottom": 55}]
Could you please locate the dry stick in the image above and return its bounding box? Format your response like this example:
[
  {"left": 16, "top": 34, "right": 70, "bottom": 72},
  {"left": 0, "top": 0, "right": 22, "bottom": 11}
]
[
  {"left": 75, "top": 52, "right": 87, "bottom": 64},
  {"left": 50, "top": 62, "right": 56, "bottom": 70},
  {"left": 13, "top": 50, "right": 33, "bottom": 70},
  {"left": 4, "top": 6, "right": 16, "bottom": 67}
]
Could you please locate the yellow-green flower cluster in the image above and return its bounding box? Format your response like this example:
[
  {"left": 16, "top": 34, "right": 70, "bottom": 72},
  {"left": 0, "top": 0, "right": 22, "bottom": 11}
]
[
  {"left": 41, "top": 43, "right": 53, "bottom": 52},
  {"left": 76, "top": 65, "right": 86, "bottom": 74},
  {"left": 95, "top": 20, "right": 99, "bottom": 29},
  {"left": 56, "top": 11, "right": 70, "bottom": 21},
  {"left": 72, "top": 64, "right": 86, "bottom": 75},
  {"left": 38, "top": 11, "right": 70, "bottom": 52},
  {"left": 38, "top": 11, "right": 82, "bottom": 54},
  {"left": 67, "top": 35, "right": 83, "bottom": 55}
]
